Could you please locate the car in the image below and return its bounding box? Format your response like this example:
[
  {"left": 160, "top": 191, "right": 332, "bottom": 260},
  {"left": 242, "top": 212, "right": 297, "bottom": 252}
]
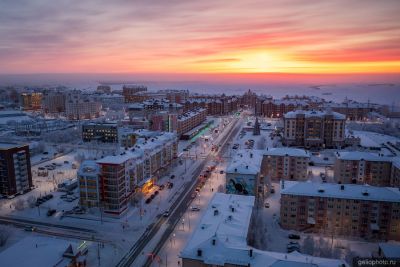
[
  {"left": 38, "top": 167, "right": 45, "bottom": 170},
  {"left": 191, "top": 193, "right": 197, "bottom": 199},
  {"left": 287, "top": 246, "right": 300, "bottom": 253},
  {"left": 195, "top": 187, "right": 200, "bottom": 192},
  {"left": 170, "top": 175, "right": 175, "bottom": 179},
  {"left": 191, "top": 206, "right": 200, "bottom": 211},
  {"left": 288, "top": 234, "right": 301, "bottom": 240},
  {"left": 43, "top": 151, "right": 49, "bottom": 154},
  {"left": 150, "top": 194, "right": 155, "bottom": 199},
  {"left": 167, "top": 182, "right": 174, "bottom": 189},
  {"left": 154, "top": 190, "right": 159, "bottom": 195},
  {"left": 145, "top": 198, "right": 152, "bottom": 204},
  {"left": 220, "top": 170, "right": 224, "bottom": 174},
  {"left": 159, "top": 184, "right": 165, "bottom": 190},
  {"left": 288, "top": 241, "right": 299, "bottom": 245},
  {"left": 24, "top": 226, "right": 36, "bottom": 232},
  {"left": 60, "top": 195, "right": 68, "bottom": 199},
  {"left": 270, "top": 188, "right": 275, "bottom": 194},
  {"left": 264, "top": 203, "right": 270, "bottom": 208},
  {"left": 163, "top": 211, "right": 170, "bottom": 217},
  {"left": 64, "top": 161, "right": 69, "bottom": 164},
  {"left": 47, "top": 209, "right": 56, "bottom": 216}
]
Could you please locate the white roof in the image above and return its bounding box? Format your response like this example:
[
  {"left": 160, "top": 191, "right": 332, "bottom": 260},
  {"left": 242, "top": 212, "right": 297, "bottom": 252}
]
[
  {"left": 264, "top": 147, "right": 310, "bottom": 158},
  {"left": 281, "top": 181, "right": 400, "bottom": 203},
  {"left": 180, "top": 193, "right": 348, "bottom": 267},
  {"left": 78, "top": 160, "right": 100, "bottom": 177},
  {"left": 0, "top": 236, "right": 86, "bottom": 267},
  {"left": 335, "top": 151, "right": 391, "bottom": 162},
  {"left": 284, "top": 110, "right": 345, "bottom": 120},
  {"left": 227, "top": 150, "right": 263, "bottom": 175}
]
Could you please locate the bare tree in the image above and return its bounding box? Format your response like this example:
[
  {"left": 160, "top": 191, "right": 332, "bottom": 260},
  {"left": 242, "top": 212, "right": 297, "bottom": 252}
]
[
  {"left": 303, "top": 235, "right": 315, "bottom": 255},
  {"left": 14, "top": 199, "right": 25, "bottom": 211},
  {"left": 27, "top": 195, "right": 36, "bottom": 208}
]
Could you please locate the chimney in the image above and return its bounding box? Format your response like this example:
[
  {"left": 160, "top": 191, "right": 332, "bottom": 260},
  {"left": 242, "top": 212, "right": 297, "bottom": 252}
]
[
  {"left": 249, "top": 249, "right": 253, "bottom": 257},
  {"left": 250, "top": 153, "right": 253, "bottom": 158},
  {"left": 340, "top": 185, "right": 344, "bottom": 190},
  {"left": 235, "top": 168, "right": 237, "bottom": 172},
  {"left": 197, "top": 249, "right": 202, "bottom": 257},
  {"left": 231, "top": 207, "right": 235, "bottom": 212},
  {"left": 212, "top": 239, "right": 216, "bottom": 245},
  {"left": 246, "top": 165, "right": 249, "bottom": 169}
]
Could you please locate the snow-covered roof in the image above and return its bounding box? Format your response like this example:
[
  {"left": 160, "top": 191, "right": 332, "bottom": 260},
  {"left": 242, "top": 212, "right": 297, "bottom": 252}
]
[
  {"left": 178, "top": 108, "right": 206, "bottom": 122},
  {"left": 227, "top": 151, "right": 263, "bottom": 175},
  {"left": 78, "top": 160, "right": 100, "bottom": 177},
  {"left": 335, "top": 151, "right": 391, "bottom": 162},
  {"left": 0, "top": 236, "right": 88, "bottom": 267},
  {"left": 264, "top": 147, "right": 310, "bottom": 158},
  {"left": 284, "top": 110, "right": 345, "bottom": 120},
  {"left": 281, "top": 181, "right": 400, "bottom": 203},
  {"left": 379, "top": 243, "right": 400, "bottom": 258},
  {"left": 96, "top": 131, "right": 176, "bottom": 165},
  {"left": 180, "top": 193, "right": 348, "bottom": 267}
]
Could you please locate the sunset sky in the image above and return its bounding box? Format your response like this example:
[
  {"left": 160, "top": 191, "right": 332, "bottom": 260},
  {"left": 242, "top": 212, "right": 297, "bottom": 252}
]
[{"left": 0, "top": 0, "right": 399, "bottom": 77}]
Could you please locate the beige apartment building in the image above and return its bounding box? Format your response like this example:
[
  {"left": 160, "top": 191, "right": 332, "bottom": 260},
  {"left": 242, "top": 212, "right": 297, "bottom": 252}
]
[
  {"left": 283, "top": 110, "right": 346, "bottom": 148},
  {"left": 280, "top": 181, "right": 400, "bottom": 241},
  {"left": 261, "top": 147, "right": 310, "bottom": 181},
  {"left": 177, "top": 108, "right": 207, "bottom": 135},
  {"left": 334, "top": 151, "right": 392, "bottom": 186}
]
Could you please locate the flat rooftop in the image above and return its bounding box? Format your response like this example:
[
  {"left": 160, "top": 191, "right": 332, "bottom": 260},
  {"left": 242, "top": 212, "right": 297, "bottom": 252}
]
[{"left": 281, "top": 181, "right": 400, "bottom": 203}]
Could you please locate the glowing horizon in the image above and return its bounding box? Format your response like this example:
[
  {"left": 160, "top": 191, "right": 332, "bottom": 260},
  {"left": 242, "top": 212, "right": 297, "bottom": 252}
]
[{"left": 0, "top": 1, "right": 399, "bottom": 77}]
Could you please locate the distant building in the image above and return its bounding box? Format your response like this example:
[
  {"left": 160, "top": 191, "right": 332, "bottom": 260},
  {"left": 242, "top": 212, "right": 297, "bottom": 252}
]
[
  {"left": 65, "top": 90, "right": 101, "bottom": 120},
  {"left": 42, "top": 91, "right": 66, "bottom": 113},
  {"left": 180, "top": 193, "right": 348, "bottom": 267},
  {"left": 334, "top": 151, "right": 393, "bottom": 186},
  {"left": 262, "top": 147, "right": 310, "bottom": 181},
  {"left": 323, "top": 100, "right": 374, "bottom": 121},
  {"left": 177, "top": 108, "right": 207, "bottom": 136},
  {"left": 96, "top": 85, "right": 112, "bottom": 93},
  {"left": 122, "top": 85, "right": 147, "bottom": 103},
  {"left": 280, "top": 181, "right": 400, "bottom": 241},
  {"left": 283, "top": 110, "right": 346, "bottom": 148},
  {"left": 82, "top": 122, "right": 119, "bottom": 143},
  {"left": 0, "top": 143, "right": 32, "bottom": 197},
  {"left": 19, "top": 92, "right": 42, "bottom": 111},
  {"left": 183, "top": 95, "right": 239, "bottom": 116},
  {"left": 162, "top": 89, "right": 189, "bottom": 104}
]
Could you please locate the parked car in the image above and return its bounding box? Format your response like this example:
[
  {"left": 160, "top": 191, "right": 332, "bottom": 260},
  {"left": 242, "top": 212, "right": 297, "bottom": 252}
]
[
  {"left": 24, "top": 226, "right": 36, "bottom": 232},
  {"left": 38, "top": 167, "right": 45, "bottom": 170},
  {"left": 64, "top": 161, "right": 69, "bottom": 164},
  {"left": 163, "top": 210, "right": 170, "bottom": 217},
  {"left": 264, "top": 203, "right": 270, "bottom": 208},
  {"left": 170, "top": 175, "right": 175, "bottom": 179},
  {"left": 145, "top": 198, "right": 152, "bottom": 204},
  {"left": 150, "top": 194, "right": 155, "bottom": 199},
  {"left": 191, "top": 206, "right": 200, "bottom": 212},
  {"left": 154, "top": 190, "right": 159, "bottom": 195},
  {"left": 167, "top": 182, "right": 174, "bottom": 189},
  {"left": 159, "top": 184, "right": 165, "bottom": 190},
  {"left": 288, "top": 234, "right": 301, "bottom": 240},
  {"left": 191, "top": 193, "right": 197, "bottom": 199}
]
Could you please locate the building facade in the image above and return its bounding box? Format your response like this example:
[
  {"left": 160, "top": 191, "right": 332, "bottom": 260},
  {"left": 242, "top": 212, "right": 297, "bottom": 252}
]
[
  {"left": 65, "top": 91, "right": 101, "bottom": 120},
  {"left": 283, "top": 110, "right": 346, "bottom": 148},
  {"left": 122, "top": 85, "right": 147, "bottom": 103},
  {"left": 42, "top": 91, "right": 66, "bottom": 113},
  {"left": 82, "top": 122, "right": 119, "bottom": 143},
  {"left": 177, "top": 108, "right": 207, "bottom": 135},
  {"left": 262, "top": 148, "right": 310, "bottom": 181},
  {"left": 280, "top": 181, "right": 400, "bottom": 241},
  {"left": 78, "top": 160, "right": 100, "bottom": 208},
  {"left": 0, "top": 143, "right": 32, "bottom": 196},
  {"left": 19, "top": 92, "right": 42, "bottom": 111}
]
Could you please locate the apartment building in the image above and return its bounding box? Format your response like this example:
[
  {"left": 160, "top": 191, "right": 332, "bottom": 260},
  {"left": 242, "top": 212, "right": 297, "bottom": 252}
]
[
  {"left": 19, "top": 92, "right": 42, "bottom": 111},
  {"left": 162, "top": 89, "right": 189, "bottom": 104},
  {"left": 323, "top": 100, "right": 374, "bottom": 121},
  {"left": 79, "top": 131, "right": 178, "bottom": 216},
  {"left": 82, "top": 122, "right": 119, "bottom": 143},
  {"left": 391, "top": 158, "right": 400, "bottom": 187},
  {"left": 0, "top": 143, "right": 32, "bottom": 196},
  {"left": 280, "top": 181, "right": 400, "bottom": 241},
  {"left": 126, "top": 99, "right": 183, "bottom": 119},
  {"left": 177, "top": 108, "right": 207, "bottom": 135},
  {"left": 283, "top": 110, "right": 346, "bottom": 148},
  {"left": 183, "top": 96, "right": 239, "bottom": 116},
  {"left": 334, "top": 151, "right": 392, "bottom": 186},
  {"left": 42, "top": 91, "right": 66, "bottom": 113},
  {"left": 180, "top": 193, "right": 348, "bottom": 267},
  {"left": 260, "top": 95, "right": 324, "bottom": 118},
  {"left": 77, "top": 160, "right": 100, "bottom": 208},
  {"left": 122, "top": 85, "right": 147, "bottom": 103},
  {"left": 262, "top": 147, "right": 310, "bottom": 181},
  {"left": 96, "top": 85, "right": 111, "bottom": 93},
  {"left": 65, "top": 91, "right": 101, "bottom": 120}
]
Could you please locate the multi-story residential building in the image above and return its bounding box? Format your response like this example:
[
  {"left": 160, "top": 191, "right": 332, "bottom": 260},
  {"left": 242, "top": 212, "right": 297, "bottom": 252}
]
[
  {"left": 96, "top": 85, "right": 111, "bottom": 94},
  {"left": 78, "top": 160, "right": 100, "bottom": 208},
  {"left": 283, "top": 110, "right": 346, "bottom": 148},
  {"left": 79, "top": 131, "right": 178, "bottom": 216},
  {"left": 323, "top": 100, "right": 374, "bottom": 121},
  {"left": 334, "top": 151, "right": 394, "bottom": 186},
  {"left": 19, "top": 92, "right": 42, "bottom": 111},
  {"left": 126, "top": 99, "right": 183, "bottom": 119},
  {"left": 262, "top": 147, "right": 310, "bottom": 181},
  {"left": 82, "top": 122, "right": 119, "bottom": 143},
  {"left": 92, "top": 93, "right": 124, "bottom": 110},
  {"left": 122, "top": 85, "right": 147, "bottom": 103},
  {"left": 162, "top": 89, "right": 189, "bottom": 104},
  {"left": 180, "top": 193, "right": 348, "bottom": 267},
  {"left": 65, "top": 91, "right": 101, "bottom": 120},
  {"left": 391, "top": 158, "right": 400, "bottom": 187},
  {"left": 226, "top": 151, "right": 264, "bottom": 199},
  {"left": 183, "top": 96, "right": 239, "bottom": 116},
  {"left": 260, "top": 95, "right": 324, "bottom": 118},
  {"left": 177, "top": 108, "right": 207, "bottom": 136},
  {"left": 239, "top": 89, "right": 258, "bottom": 108},
  {"left": 280, "top": 181, "right": 400, "bottom": 241},
  {"left": 42, "top": 91, "right": 66, "bottom": 113},
  {"left": 0, "top": 143, "right": 32, "bottom": 196}
]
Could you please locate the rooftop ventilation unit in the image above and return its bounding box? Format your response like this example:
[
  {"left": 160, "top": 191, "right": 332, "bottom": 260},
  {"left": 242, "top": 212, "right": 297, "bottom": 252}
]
[
  {"left": 214, "top": 209, "right": 219, "bottom": 216},
  {"left": 340, "top": 185, "right": 345, "bottom": 190},
  {"left": 197, "top": 249, "right": 202, "bottom": 257},
  {"left": 362, "top": 190, "right": 369, "bottom": 196},
  {"left": 318, "top": 188, "right": 325, "bottom": 193}
]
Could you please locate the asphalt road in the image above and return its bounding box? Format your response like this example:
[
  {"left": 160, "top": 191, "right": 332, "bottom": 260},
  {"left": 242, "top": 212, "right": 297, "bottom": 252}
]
[{"left": 116, "top": 118, "right": 241, "bottom": 267}]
